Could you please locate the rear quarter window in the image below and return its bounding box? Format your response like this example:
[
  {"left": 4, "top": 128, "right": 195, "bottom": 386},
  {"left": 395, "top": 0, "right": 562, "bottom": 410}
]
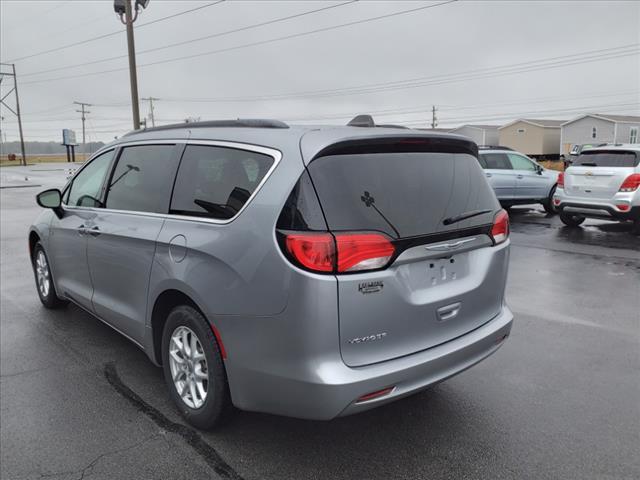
[{"left": 170, "top": 145, "right": 275, "bottom": 220}]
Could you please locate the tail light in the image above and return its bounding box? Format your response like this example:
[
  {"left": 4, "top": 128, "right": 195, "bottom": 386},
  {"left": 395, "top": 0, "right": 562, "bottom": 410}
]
[
  {"left": 619, "top": 173, "right": 640, "bottom": 192},
  {"left": 336, "top": 233, "right": 395, "bottom": 272},
  {"left": 285, "top": 233, "right": 335, "bottom": 272},
  {"left": 490, "top": 209, "right": 509, "bottom": 245},
  {"left": 283, "top": 232, "right": 395, "bottom": 274},
  {"left": 557, "top": 172, "right": 564, "bottom": 189}
]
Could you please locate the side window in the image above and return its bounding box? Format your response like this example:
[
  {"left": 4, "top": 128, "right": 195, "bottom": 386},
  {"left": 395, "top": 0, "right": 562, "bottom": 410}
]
[
  {"left": 481, "top": 153, "right": 512, "bottom": 170},
  {"left": 105, "top": 145, "right": 178, "bottom": 213},
  {"left": 477, "top": 154, "right": 488, "bottom": 168},
  {"left": 66, "top": 150, "right": 114, "bottom": 207},
  {"left": 170, "top": 145, "right": 275, "bottom": 220},
  {"left": 507, "top": 153, "right": 536, "bottom": 171}
]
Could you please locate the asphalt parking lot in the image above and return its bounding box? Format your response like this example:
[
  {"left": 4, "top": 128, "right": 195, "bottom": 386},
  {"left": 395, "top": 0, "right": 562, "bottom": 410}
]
[{"left": 1, "top": 164, "right": 639, "bottom": 480}]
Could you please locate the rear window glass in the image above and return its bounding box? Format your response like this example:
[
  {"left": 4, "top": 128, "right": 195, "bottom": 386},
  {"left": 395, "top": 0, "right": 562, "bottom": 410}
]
[
  {"left": 307, "top": 152, "right": 499, "bottom": 239},
  {"left": 170, "top": 145, "right": 274, "bottom": 220},
  {"left": 573, "top": 151, "right": 639, "bottom": 167}
]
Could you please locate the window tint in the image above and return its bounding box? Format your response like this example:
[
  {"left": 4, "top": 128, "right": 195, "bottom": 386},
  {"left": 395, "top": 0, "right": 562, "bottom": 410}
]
[
  {"left": 507, "top": 153, "right": 536, "bottom": 171},
  {"left": 105, "top": 145, "right": 177, "bottom": 213},
  {"left": 574, "top": 151, "right": 639, "bottom": 167},
  {"left": 67, "top": 150, "right": 114, "bottom": 207},
  {"left": 170, "top": 145, "right": 274, "bottom": 220},
  {"left": 307, "top": 152, "right": 499, "bottom": 239},
  {"left": 479, "top": 153, "right": 512, "bottom": 170},
  {"left": 277, "top": 171, "right": 327, "bottom": 231}
]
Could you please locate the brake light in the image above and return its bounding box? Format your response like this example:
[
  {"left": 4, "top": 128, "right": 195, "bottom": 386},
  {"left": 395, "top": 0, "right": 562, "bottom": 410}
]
[
  {"left": 616, "top": 204, "right": 631, "bottom": 212},
  {"left": 490, "top": 210, "right": 509, "bottom": 245},
  {"left": 557, "top": 172, "right": 564, "bottom": 188},
  {"left": 336, "top": 233, "right": 395, "bottom": 272},
  {"left": 283, "top": 232, "right": 395, "bottom": 273},
  {"left": 619, "top": 173, "right": 640, "bottom": 192},
  {"left": 285, "top": 233, "right": 335, "bottom": 272}
]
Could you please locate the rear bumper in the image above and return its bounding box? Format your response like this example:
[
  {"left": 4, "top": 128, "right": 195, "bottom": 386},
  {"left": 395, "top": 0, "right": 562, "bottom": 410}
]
[
  {"left": 227, "top": 306, "right": 513, "bottom": 420},
  {"left": 554, "top": 188, "right": 640, "bottom": 221}
]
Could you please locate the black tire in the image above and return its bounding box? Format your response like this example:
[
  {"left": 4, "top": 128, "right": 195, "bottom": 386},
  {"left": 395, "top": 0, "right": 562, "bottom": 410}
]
[
  {"left": 32, "top": 242, "right": 68, "bottom": 309},
  {"left": 543, "top": 185, "right": 558, "bottom": 215},
  {"left": 631, "top": 219, "right": 640, "bottom": 236},
  {"left": 161, "top": 305, "right": 232, "bottom": 429},
  {"left": 559, "top": 212, "right": 586, "bottom": 227}
]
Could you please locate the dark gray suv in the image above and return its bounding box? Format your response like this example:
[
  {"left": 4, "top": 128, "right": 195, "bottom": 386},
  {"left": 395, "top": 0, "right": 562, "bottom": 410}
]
[{"left": 30, "top": 120, "right": 513, "bottom": 429}]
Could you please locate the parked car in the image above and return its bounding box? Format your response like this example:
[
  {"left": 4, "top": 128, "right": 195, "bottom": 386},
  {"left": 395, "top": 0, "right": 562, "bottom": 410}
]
[
  {"left": 29, "top": 120, "right": 513, "bottom": 429},
  {"left": 562, "top": 143, "right": 605, "bottom": 169},
  {"left": 478, "top": 146, "right": 559, "bottom": 213},
  {"left": 554, "top": 144, "right": 640, "bottom": 234}
]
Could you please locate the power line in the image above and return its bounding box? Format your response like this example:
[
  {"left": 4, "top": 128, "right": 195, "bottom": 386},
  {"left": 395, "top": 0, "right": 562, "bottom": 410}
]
[
  {"left": 145, "top": 45, "right": 640, "bottom": 104},
  {"left": 21, "top": 0, "right": 358, "bottom": 78},
  {"left": 391, "top": 102, "right": 640, "bottom": 127},
  {"left": 20, "top": 0, "right": 459, "bottom": 85},
  {"left": 6, "top": 1, "right": 225, "bottom": 63},
  {"left": 165, "top": 45, "right": 640, "bottom": 103},
  {"left": 281, "top": 89, "right": 640, "bottom": 122}
]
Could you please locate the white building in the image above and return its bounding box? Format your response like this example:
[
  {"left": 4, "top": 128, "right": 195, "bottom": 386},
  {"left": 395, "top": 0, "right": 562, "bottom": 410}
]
[
  {"left": 447, "top": 125, "right": 500, "bottom": 146},
  {"left": 560, "top": 114, "right": 640, "bottom": 155}
]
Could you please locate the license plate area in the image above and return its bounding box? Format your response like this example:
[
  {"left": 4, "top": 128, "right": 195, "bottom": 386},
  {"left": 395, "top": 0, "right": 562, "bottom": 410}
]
[{"left": 427, "top": 254, "right": 468, "bottom": 287}]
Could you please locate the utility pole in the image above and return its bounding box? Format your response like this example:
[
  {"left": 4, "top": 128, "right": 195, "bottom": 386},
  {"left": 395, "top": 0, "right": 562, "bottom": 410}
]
[
  {"left": 431, "top": 105, "right": 438, "bottom": 129},
  {"left": 74, "top": 101, "right": 91, "bottom": 157},
  {"left": 0, "top": 63, "right": 27, "bottom": 165},
  {"left": 114, "top": 0, "right": 149, "bottom": 131},
  {"left": 142, "top": 96, "right": 159, "bottom": 127}
]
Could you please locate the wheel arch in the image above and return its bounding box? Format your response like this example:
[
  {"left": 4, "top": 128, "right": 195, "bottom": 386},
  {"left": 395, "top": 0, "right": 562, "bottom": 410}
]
[
  {"left": 28, "top": 230, "right": 41, "bottom": 262},
  {"left": 150, "top": 289, "right": 225, "bottom": 365}
]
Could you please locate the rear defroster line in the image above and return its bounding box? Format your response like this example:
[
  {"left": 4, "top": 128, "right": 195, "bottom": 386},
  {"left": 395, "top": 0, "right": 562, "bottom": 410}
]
[{"left": 103, "top": 363, "right": 244, "bottom": 480}]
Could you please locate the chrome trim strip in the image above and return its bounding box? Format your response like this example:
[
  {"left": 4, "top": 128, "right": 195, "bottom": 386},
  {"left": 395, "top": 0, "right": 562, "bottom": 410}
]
[
  {"left": 62, "top": 139, "right": 282, "bottom": 226},
  {"left": 564, "top": 207, "right": 612, "bottom": 217}
]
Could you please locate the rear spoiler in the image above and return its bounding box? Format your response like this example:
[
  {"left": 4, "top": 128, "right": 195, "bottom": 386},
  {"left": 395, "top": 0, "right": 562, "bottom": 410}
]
[{"left": 311, "top": 136, "right": 478, "bottom": 162}]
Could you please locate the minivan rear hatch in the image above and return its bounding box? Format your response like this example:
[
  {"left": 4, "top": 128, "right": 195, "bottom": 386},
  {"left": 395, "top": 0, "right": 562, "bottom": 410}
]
[{"left": 301, "top": 135, "right": 507, "bottom": 367}]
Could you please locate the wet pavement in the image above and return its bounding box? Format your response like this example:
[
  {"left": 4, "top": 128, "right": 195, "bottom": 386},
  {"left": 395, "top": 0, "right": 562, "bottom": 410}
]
[{"left": 1, "top": 165, "right": 638, "bottom": 480}]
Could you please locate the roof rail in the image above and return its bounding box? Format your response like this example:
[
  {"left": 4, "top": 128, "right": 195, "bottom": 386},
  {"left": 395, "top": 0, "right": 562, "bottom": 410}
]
[
  {"left": 124, "top": 118, "right": 289, "bottom": 136},
  {"left": 377, "top": 124, "right": 409, "bottom": 129},
  {"left": 478, "top": 145, "right": 514, "bottom": 151}
]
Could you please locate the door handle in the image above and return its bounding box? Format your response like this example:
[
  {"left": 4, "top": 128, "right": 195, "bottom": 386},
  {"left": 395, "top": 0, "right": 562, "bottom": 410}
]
[
  {"left": 437, "top": 302, "right": 461, "bottom": 322},
  {"left": 77, "top": 224, "right": 87, "bottom": 236},
  {"left": 485, "top": 173, "right": 492, "bottom": 178},
  {"left": 87, "top": 226, "right": 101, "bottom": 237},
  {"left": 516, "top": 174, "right": 524, "bottom": 179}
]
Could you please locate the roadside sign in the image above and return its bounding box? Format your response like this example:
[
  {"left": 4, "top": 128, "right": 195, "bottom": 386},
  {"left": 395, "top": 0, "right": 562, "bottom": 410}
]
[{"left": 62, "top": 129, "right": 78, "bottom": 146}]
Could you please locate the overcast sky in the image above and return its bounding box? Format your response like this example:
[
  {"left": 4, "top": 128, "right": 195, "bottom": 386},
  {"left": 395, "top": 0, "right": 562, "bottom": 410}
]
[{"left": 1, "top": 0, "right": 639, "bottom": 143}]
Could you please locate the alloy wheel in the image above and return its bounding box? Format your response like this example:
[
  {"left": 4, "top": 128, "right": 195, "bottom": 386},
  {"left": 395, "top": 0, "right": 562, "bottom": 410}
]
[
  {"left": 168, "top": 326, "right": 209, "bottom": 409},
  {"left": 35, "top": 251, "right": 51, "bottom": 298}
]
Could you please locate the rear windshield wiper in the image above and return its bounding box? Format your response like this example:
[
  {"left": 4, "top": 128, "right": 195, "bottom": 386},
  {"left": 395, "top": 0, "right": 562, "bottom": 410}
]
[
  {"left": 577, "top": 162, "right": 598, "bottom": 167},
  {"left": 443, "top": 209, "right": 492, "bottom": 226}
]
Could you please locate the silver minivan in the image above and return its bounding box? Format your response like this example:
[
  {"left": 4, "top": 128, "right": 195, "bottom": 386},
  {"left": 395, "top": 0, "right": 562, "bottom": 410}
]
[{"left": 30, "top": 120, "right": 513, "bottom": 429}]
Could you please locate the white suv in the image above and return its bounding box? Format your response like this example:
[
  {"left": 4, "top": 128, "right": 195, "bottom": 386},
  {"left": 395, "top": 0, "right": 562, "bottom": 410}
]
[{"left": 553, "top": 144, "right": 640, "bottom": 234}]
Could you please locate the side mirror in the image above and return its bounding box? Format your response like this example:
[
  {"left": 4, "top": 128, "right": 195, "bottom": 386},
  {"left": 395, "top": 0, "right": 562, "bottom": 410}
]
[{"left": 36, "top": 189, "right": 62, "bottom": 209}]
